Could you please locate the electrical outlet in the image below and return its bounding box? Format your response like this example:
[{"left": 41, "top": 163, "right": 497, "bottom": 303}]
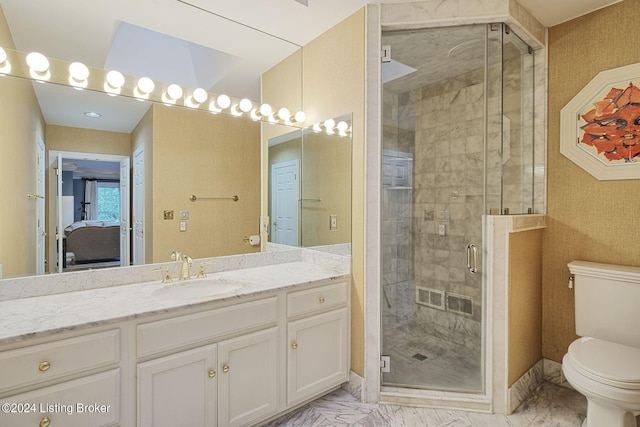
[
  {"left": 179, "top": 221, "right": 187, "bottom": 232},
  {"left": 438, "top": 223, "right": 446, "bottom": 236},
  {"left": 260, "top": 216, "right": 270, "bottom": 235}
]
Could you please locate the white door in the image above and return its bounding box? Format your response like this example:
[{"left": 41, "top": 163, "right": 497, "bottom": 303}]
[
  {"left": 138, "top": 344, "right": 217, "bottom": 427},
  {"left": 132, "top": 147, "right": 145, "bottom": 265},
  {"left": 218, "top": 327, "right": 279, "bottom": 427},
  {"left": 56, "top": 153, "right": 63, "bottom": 273},
  {"left": 287, "top": 308, "right": 349, "bottom": 405},
  {"left": 119, "top": 157, "right": 131, "bottom": 266},
  {"left": 271, "top": 160, "right": 299, "bottom": 246},
  {"left": 36, "top": 138, "right": 46, "bottom": 275}
]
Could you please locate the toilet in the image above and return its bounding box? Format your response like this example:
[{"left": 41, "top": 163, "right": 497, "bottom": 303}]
[{"left": 563, "top": 261, "right": 640, "bottom": 427}]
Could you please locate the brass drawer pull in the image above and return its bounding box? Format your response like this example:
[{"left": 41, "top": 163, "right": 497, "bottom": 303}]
[
  {"left": 208, "top": 369, "right": 216, "bottom": 378},
  {"left": 222, "top": 364, "right": 230, "bottom": 373},
  {"left": 40, "top": 416, "right": 51, "bottom": 427},
  {"left": 38, "top": 361, "right": 51, "bottom": 372},
  {"left": 291, "top": 341, "right": 298, "bottom": 350},
  {"left": 319, "top": 296, "right": 325, "bottom": 304}
]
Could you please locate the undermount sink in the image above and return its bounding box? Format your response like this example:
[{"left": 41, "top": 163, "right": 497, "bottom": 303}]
[{"left": 152, "top": 278, "right": 242, "bottom": 299}]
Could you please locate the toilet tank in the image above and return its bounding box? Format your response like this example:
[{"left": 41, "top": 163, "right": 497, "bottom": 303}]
[{"left": 568, "top": 261, "right": 640, "bottom": 348}]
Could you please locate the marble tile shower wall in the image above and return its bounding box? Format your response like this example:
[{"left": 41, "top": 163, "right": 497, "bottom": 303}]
[{"left": 412, "top": 68, "right": 485, "bottom": 324}]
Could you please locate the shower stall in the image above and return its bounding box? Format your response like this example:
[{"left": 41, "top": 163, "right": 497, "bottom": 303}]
[{"left": 380, "top": 23, "right": 535, "bottom": 394}]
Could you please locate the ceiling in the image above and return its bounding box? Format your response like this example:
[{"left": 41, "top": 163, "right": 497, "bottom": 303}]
[{"left": 0, "top": 0, "right": 623, "bottom": 133}]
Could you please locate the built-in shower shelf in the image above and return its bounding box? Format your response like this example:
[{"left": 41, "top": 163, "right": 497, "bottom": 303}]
[{"left": 384, "top": 186, "right": 413, "bottom": 190}]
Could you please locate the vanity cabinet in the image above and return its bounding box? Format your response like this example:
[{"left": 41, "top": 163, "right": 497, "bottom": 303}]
[
  {"left": 0, "top": 329, "right": 121, "bottom": 427},
  {"left": 136, "top": 298, "right": 279, "bottom": 427},
  {"left": 286, "top": 281, "right": 350, "bottom": 406},
  {"left": 217, "top": 327, "right": 278, "bottom": 426},
  {"left": 138, "top": 344, "right": 217, "bottom": 427}
]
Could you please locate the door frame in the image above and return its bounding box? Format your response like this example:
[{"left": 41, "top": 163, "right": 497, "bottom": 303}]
[{"left": 47, "top": 150, "right": 130, "bottom": 272}]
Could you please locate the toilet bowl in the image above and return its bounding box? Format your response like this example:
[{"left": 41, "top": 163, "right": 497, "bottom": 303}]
[
  {"left": 564, "top": 261, "right": 640, "bottom": 427},
  {"left": 562, "top": 337, "right": 640, "bottom": 427}
]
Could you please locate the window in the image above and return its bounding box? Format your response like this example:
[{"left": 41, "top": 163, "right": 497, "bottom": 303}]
[{"left": 96, "top": 182, "right": 120, "bottom": 221}]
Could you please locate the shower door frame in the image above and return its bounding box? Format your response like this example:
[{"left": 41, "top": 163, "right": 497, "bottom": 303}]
[{"left": 363, "top": 3, "right": 546, "bottom": 412}]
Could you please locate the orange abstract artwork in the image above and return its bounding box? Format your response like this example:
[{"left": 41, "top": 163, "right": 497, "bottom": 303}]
[{"left": 580, "top": 82, "right": 640, "bottom": 162}]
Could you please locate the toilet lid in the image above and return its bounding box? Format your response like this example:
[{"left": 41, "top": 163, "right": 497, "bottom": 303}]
[{"left": 567, "top": 337, "right": 640, "bottom": 389}]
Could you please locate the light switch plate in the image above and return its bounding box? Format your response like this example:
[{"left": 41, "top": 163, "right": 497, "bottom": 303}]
[{"left": 179, "top": 210, "right": 189, "bottom": 220}]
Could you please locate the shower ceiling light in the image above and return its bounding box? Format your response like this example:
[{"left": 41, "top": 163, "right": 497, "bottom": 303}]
[{"left": 84, "top": 111, "right": 101, "bottom": 118}]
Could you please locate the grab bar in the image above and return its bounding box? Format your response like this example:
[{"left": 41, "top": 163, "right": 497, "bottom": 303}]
[{"left": 466, "top": 243, "right": 478, "bottom": 274}]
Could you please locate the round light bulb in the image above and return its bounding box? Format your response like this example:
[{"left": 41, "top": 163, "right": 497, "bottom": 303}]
[
  {"left": 294, "top": 111, "right": 306, "bottom": 123},
  {"left": 277, "top": 107, "right": 291, "bottom": 121},
  {"left": 324, "top": 119, "right": 336, "bottom": 130},
  {"left": 192, "top": 88, "right": 208, "bottom": 104},
  {"left": 0, "top": 47, "right": 6, "bottom": 64},
  {"left": 217, "top": 94, "right": 231, "bottom": 109},
  {"left": 69, "top": 62, "right": 89, "bottom": 81},
  {"left": 337, "top": 121, "right": 349, "bottom": 132},
  {"left": 259, "top": 104, "right": 272, "bottom": 117},
  {"left": 166, "top": 84, "right": 183, "bottom": 101},
  {"left": 106, "top": 70, "right": 125, "bottom": 89},
  {"left": 137, "top": 77, "right": 155, "bottom": 94},
  {"left": 26, "top": 52, "right": 49, "bottom": 73},
  {"left": 239, "top": 98, "right": 253, "bottom": 113}
]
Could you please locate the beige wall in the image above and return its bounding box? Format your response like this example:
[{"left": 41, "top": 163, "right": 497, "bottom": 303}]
[
  {"left": 45, "top": 125, "right": 132, "bottom": 156},
  {"left": 508, "top": 229, "right": 542, "bottom": 386},
  {"left": 0, "top": 5, "right": 45, "bottom": 278},
  {"left": 151, "top": 104, "right": 261, "bottom": 262},
  {"left": 545, "top": 0, "right": 640, "bottom": 362},
  {"left": 263, "top": 9, "right": 366, "bottom": 375}
]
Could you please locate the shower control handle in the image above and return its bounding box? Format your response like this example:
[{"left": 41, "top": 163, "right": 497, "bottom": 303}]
[{"left": 467, "top": 243, "right": 478, "bottom": 274}]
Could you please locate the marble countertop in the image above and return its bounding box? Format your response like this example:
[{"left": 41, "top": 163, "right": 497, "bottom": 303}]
[{"left": 0, "top": 261, "right": 349, "bottom": 345}]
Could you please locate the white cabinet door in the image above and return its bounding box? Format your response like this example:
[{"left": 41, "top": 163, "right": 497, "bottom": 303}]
[
  {"left": 138, "top": 344, "right": 217, "bottom": 427},
  {"left": 217, "top": 327, "right": 279, "bottom": 427},
  {"left": 287, "top": 308, "right": 349, "bottom": 405}
]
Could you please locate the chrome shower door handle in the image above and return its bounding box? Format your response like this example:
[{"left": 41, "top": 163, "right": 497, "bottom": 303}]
[{"left": 467, "top": 243, "right": 478, "bottom": 274}]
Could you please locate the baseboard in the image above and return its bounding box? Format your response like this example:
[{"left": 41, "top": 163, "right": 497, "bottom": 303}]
[
  {"left": 508, "top": 359, "right": 544, "bottom": 413},
  {"left": 342, "top": 370, "right": 364, "bottom": 401}
]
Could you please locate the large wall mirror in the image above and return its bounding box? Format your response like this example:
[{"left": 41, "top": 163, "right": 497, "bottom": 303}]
[{"left": 0, "top": 0, "right": 352, "bottom": 279}]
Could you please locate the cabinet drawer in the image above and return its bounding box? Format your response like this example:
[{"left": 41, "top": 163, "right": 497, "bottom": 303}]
[
  {"left": 0, "top": 329, "right": 120, "bottom": 393},
  {"left": 0, "top": 369, "right": 120, "bottom": 427},
  {"left": 137, "top": 297, "right": 278, "bottom": 357},
  {"left": 287, "top": 281, "right": 348, "bottom": 318}
]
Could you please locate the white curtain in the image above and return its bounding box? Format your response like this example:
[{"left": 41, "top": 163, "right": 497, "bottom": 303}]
[{"left": 84, "top": 180, "right": 98, "bottom": 220}]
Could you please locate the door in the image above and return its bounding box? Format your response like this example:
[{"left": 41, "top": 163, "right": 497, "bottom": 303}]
[
  {"left": 132, "top": 147, "right": 144, "bottom": 265},
  {"left": 119, "top": 157, "right": 130, "bottom": 266},
  {"left": 36, "top": 138, "right": 46, "bottom": 275},
  {"left": 271, "top": 160, "right": 299, "bottom": 246},
  {"left": 287, "top": 308, "right": 349, "bottom": 405},
  {"left": 138, "top": 344, "right": 217, "bottom": 427},
  {"left": 217, "top": 327, "right": 278, "bottom": 427}
]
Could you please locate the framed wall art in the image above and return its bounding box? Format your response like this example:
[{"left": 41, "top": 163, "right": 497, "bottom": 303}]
[{"left": 560, "top": 62, "right": 640, "bottom": 180}]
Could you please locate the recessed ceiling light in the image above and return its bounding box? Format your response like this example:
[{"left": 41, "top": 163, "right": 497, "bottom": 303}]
[{"left": 84, "top": 111, "right": 102, "bottom": 118}]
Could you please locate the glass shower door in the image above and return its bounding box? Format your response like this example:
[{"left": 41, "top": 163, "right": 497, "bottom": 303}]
[{"left": 380, "top": 24, "right": 495, "bottom": 393}]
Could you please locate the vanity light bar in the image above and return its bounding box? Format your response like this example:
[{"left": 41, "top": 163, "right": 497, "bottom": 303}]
[{"left": 0, "top": 46, "right": 307, "bottom": 127}]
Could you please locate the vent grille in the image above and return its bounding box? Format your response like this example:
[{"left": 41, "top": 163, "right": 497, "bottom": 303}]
[
  {"left": 415, "top": 286, "right": 445, "bottom": 310},
  {"left": 446, "top": 293, "right": 474, "bottom": 316}
]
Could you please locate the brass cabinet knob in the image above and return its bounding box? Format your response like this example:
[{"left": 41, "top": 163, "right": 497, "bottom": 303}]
[
  {"left": 38, "top": 361, "right": 51, "bottom": 372},
  {"left": 39, "top": 416, "right": 51, "bottom": 427},
  {"left": 208, "top": 369, "right": 216, "bottom": 378},
  {"left": 319, "top": 296, "right": 325, "bottom": 304},
  {"left": 222, "top": 364, "right": 230, "bottom": 373},
  {"left": 291, "top": 341, "right": 298, "bottom": 350}
]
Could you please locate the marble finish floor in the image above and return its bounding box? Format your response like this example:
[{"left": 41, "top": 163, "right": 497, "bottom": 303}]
[{"left": 262, "top": 381, "right": 588, "bottom": 426}]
